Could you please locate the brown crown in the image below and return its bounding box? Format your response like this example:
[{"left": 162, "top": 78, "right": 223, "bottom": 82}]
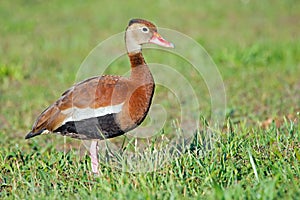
[{"left": 128, "top": 19, "right": 157, "bottom": 32}]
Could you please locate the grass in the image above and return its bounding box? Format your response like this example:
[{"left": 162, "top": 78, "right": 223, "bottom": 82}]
[{"left": 0, "top": 0, "right": 300, "bottom": 199}]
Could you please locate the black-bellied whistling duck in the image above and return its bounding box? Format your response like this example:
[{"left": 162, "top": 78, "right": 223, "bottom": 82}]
[{"left": 25, "top": 19, "right": 174, "bottom": 174}]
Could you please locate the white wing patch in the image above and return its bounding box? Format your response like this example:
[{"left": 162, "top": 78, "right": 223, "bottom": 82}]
[{"left": 61, "top": 103, "right": 124, "bottom": 125}]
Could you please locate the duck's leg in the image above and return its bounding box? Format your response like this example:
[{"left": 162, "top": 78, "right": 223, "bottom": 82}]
[{"left": 90, "top": 140, "right": 99, "bottom": 175}]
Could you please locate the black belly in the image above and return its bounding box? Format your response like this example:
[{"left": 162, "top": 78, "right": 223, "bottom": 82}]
[{"left": 53, "top": 113, "right": 124, "bottom": 140}]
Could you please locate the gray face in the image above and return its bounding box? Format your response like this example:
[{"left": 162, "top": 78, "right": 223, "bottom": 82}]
[{"left": 125, "top": 23, "right": 154, "bottom": 53}]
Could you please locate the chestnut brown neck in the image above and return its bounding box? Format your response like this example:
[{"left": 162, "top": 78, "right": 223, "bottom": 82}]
[
  {"left": 128, "top": 52, "right": 154, "bottom": 84},
  {"left": 128, "top": 52, "right": 146, "bottom": 67},
  {"left": 118, "top": 51, "right": 155, "bottom": 131}
]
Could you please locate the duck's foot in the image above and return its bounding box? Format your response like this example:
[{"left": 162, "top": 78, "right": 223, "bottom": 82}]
[{"left": 90, "top": 140, "right": 99, "bottom": 175}]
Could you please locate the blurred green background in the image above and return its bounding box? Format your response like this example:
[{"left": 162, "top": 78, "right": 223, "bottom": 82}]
[
  {"left": 1, "top": 0, "right": 299, "bottom": 133},
  {"left": 0, "top": 0, "right": 299, "bottom": 199}
]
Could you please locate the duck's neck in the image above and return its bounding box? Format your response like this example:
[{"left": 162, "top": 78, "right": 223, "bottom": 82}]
[
  {"left": 123, "top": 51, "right": 155, "bottom": 129},
  {"left": 128, "top": 52, "right": 146, "bottom": 67},
  {"left": 128, "top": 52, "right": 153, "bottom": 83}
]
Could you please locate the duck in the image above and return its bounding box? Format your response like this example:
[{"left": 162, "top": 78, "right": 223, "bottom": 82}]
[{"left": 25, "top": 19, "right": 174, "bottom": 175}]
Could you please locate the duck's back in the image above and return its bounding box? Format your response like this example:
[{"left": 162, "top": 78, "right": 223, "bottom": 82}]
[
  {"left": 26, "top": 68, "right": 155, "bottom": 140},
  {"left": 26, "top": 75, "right": 129, "bottom": 139}
]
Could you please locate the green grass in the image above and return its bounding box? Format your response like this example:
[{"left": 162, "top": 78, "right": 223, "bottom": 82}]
[{"left": 1, "top": 0, "right": 300, "bottom": 199}]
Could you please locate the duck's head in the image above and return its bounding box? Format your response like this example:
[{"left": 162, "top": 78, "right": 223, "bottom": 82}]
[{"left": 125, "top": 19, "right": 174, "bottom": 54}]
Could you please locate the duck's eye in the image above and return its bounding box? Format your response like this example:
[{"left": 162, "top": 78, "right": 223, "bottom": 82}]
[{"left": 141, "top": 27, "right": 149, "bottom": 33}]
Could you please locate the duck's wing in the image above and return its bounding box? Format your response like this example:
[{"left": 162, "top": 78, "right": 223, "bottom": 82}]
[{"left": 25, "top": 75, "right": 128, "bottom": 140}]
